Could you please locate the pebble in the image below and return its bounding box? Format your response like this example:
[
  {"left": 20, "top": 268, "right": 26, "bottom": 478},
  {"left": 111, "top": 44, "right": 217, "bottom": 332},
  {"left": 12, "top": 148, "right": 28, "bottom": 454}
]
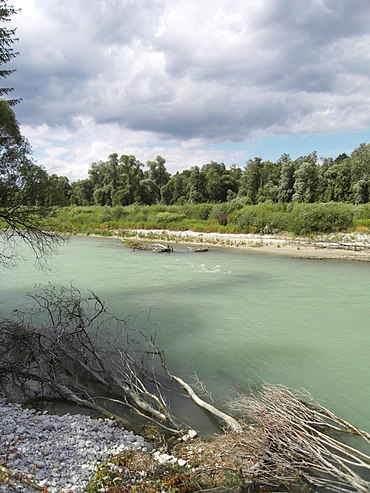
[{"left": 0, "top": 398, "right": 148, "bottom": 493}]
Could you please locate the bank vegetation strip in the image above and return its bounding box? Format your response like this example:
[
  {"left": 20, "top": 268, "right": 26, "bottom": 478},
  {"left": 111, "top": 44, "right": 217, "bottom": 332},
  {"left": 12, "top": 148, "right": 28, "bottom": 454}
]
[{"left": 36, "top": 202, "right": 370, "bottom": 236}]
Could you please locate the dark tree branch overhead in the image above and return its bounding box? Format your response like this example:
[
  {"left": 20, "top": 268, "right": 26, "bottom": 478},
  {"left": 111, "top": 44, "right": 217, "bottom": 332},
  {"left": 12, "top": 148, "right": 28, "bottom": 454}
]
[
  {"left": 0, "top": 1, "right": 62, "bottom": 270},
  {"left": 0, "top": 126, "right": 64, "bottom": 269}
]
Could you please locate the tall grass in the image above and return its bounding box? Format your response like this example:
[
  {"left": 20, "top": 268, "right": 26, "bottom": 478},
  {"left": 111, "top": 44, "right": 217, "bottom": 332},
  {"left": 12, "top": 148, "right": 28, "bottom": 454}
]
[{"left": 39, "top": 201, "right": 370, "bottom": 236}]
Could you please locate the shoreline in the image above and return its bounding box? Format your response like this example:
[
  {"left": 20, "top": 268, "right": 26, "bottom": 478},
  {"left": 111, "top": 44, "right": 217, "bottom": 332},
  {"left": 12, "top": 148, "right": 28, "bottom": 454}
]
[{"left": 96, "top": 229, "right": 370, "bottom": 261}]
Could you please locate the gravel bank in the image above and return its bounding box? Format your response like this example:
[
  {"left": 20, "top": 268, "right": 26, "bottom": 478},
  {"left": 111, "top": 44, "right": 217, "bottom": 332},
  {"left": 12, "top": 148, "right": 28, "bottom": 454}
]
[
  {"left": 124, "top": 229, "right": 370, "bottom": 260},
  {"left": 0, "top": 398, "right": 149, "bottom": 492}
]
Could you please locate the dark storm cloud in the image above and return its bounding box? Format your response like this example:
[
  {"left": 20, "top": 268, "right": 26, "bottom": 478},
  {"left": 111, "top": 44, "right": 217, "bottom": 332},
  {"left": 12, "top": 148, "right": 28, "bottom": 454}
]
[{"left": 10, "top": 0, "right": 370, "bottom": 141}]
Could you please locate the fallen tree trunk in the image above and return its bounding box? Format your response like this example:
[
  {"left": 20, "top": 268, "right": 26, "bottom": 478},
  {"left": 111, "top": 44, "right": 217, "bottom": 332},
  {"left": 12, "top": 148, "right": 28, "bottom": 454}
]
[
  {"left": 151, "top": 243, "right": 173, "bottom": 252},
  {"left": 158, "top": 352, "right": 242, "bottom": 433}
]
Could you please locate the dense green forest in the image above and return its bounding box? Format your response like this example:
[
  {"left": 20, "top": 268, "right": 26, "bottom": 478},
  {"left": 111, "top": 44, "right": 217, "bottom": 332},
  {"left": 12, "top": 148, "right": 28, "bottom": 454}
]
[
  {"left": 2, "top": 140, "right": 370, "bottom": 236},
  {"left": 3, "top": 143, "right": 370, "bottom": 209}
]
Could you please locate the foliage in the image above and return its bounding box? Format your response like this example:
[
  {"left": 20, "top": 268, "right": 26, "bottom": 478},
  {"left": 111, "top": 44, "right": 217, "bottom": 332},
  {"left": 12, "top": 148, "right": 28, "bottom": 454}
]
[
  {"left": 0, "top": 0, "right": 21, "bottom": 106},
  {"left": 38, "top": 200, "right": 370, "bottom": 237},
  {"left": 288, "top": 202, "right": 354, "bottom": 234},
  {"left": 3, "top": 141, "right": 370, "bottom": 209},
  {"left": 0, "top": 107, "right": 62, "bottom": 270},
  {"left": 36, "top": 141, "right": 368, "bottom": 209},
  {"left": 232, "top": 203, "right": 289, "bottom": 234},
  {"left": 87, "top": 451, "right": 210, "bottom": 493}
]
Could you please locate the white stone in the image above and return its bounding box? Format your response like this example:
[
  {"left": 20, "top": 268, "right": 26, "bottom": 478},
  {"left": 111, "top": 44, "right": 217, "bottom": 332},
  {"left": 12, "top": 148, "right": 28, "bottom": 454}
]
[{"left": 188, "top": 429, "right": 197, "bottom": 439}]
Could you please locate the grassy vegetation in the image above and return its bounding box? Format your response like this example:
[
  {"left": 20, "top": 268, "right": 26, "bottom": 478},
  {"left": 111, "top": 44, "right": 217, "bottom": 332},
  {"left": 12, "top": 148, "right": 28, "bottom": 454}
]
[
  {"left": 87, "top": 450, "right": 243, "bottom": 493},
  {"left": 38, "top": 201, "right": 370, "bottom": 238}
]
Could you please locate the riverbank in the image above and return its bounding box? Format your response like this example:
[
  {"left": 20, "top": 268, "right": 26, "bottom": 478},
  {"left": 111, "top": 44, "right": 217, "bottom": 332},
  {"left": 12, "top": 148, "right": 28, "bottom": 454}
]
[{"left": 119, "top": 229, "right": 370, "bottom": 261}]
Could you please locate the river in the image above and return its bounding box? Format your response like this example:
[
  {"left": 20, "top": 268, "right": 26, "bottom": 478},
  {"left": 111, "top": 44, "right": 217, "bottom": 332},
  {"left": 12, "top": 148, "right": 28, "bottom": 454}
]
[{"left": 1, "top": 236, "right": 369, "bottom": 432}]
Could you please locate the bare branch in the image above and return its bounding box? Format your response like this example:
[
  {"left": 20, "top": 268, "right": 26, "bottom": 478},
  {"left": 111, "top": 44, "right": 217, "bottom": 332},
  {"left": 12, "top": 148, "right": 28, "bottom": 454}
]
[{"left": 229, "top": 384, "right": 370, "bottom": 493}]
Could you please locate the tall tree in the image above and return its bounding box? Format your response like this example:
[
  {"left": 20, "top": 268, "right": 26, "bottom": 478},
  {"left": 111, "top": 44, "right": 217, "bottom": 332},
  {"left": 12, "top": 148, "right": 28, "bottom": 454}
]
[
  {"left": 0, "top": 0, "right": 20, "bottom": 106},
  {"left": 317, "top": 158, "right": 336, "bottom": 202},
  {"left": 277, "top": 154, "right": 294, "bottom": 203},
  {"left": 88, "top": 160, "right": 113, "bottom": 205},
  {"left": 332, "top": 157, "right": 352, "bottom": 202},
  {"left": 202, "top": 162, "right": 225, "bottom": 202},
  {"left": 146, "top": 155, "right": 170, "bottom": 189},
  {"left": 239, "top": 157, "right": 263, "bottom": 204},
  {"left": 0, "top": 99, "right": 20, "bottom": 139},
  {"left": 137, "top": 178, "right": 159, "bottom": 205},
  {"left": 350, "top": 143, "right": 370, "bottom": 203},
  {"left": 70, "top": 178, "right": 94, "bottom": 206},
  {"left": 293, "top": 161, "right": 319, "bottom": 203},
  {"left": 119, "top": 154, "right": 144, "bottom": 204},
  {"left": 45, "top": 174, "right": 71, "bottom": 206},
  {"left": 188, "top": 166, "right": 206, "bottom": 203}
]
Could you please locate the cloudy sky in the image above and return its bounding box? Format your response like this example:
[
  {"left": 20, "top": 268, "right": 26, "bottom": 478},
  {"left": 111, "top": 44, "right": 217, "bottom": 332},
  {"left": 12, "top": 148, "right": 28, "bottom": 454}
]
[{"left": 8, "top": 0, "right": 370, "bottom": 181}]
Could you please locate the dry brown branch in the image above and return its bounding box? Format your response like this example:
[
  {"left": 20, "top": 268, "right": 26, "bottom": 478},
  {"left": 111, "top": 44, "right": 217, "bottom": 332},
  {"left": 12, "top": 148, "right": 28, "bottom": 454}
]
[
  {"left": 229, "top": 384, "right": 370, "bottom": 493},
  {"left": 0, "top": 214, "right": 64, "bottom": 271}
]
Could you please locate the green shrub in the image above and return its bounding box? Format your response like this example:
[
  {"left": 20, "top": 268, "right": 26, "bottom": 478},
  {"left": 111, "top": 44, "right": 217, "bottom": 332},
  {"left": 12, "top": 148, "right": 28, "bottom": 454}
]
[
  {"left": 208, "top": 200, "right": 246, "bottom": 220},
  {"left": 182, "top": 203, "right": 214, "bottom": 220},
  {"left": 38, "top": 202, "right": 362, "bottom": 237},
  {"left": 288, "top": 203, "right": 354, "bottom": 234},
  {"left": 148, "top": 212, "right": 187, "bottom": 223},
  {"left": 230, "top": 205, "right": 289, "bottom": 233},
  {"left": 354, "top": 218, "right": 370, "bottom": 228},
  {"left": 208, "top": 203, "right": 228, "bottom": 220},
  {"left": 352, "top": 203, "right": 370, "bottom": 220}
]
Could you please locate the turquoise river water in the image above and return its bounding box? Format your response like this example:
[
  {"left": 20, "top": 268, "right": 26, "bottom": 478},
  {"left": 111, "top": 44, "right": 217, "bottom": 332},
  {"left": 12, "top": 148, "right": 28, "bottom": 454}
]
[{"left": 1, "top": 236, "right": 369, "bottom": 432}]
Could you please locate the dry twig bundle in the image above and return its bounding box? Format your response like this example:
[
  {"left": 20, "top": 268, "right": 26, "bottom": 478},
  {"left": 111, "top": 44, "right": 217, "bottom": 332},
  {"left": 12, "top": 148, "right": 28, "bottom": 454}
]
[{"left": 229, "top": 385, "right": 370, "bottom": 492}]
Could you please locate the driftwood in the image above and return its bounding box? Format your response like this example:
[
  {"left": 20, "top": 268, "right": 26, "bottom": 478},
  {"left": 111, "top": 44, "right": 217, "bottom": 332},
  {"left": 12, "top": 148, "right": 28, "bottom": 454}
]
[
  {"left": 151, "top": 243, "right": 173, "bottom": 253},
  {"left": 230, "top": 385, "right": 370, "bottom": 493},
  {"left": 157, "top": 351, "right": 242, "bottom": 433},
  {"left": 123, "top": 239, "right": 173, "bottom": 253},
  {"left": 187, "top": 246, "right": 209, "bottom": 252},
  {"left": 0, "top": 284, "right": 235, "bottom": 435}
]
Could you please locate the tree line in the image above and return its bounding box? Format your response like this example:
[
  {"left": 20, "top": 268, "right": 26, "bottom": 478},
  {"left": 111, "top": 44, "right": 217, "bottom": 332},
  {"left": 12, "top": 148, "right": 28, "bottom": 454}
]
[{"left": 6, "top": 144, "right": 369, "bottom": 210}]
